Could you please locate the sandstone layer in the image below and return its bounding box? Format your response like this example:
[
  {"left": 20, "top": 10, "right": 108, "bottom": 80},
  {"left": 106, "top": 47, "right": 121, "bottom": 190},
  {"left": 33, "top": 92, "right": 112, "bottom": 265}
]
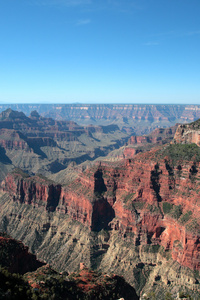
[
  {"left": 0, "top": 143, "right": 200, "bottom": 298},
  {"left": 174, "top": 119, "right": 200, "bottom": 146}
]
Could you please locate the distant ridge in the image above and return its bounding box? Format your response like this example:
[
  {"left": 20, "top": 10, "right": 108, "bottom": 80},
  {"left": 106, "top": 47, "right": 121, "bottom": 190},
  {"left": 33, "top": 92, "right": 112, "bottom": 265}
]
[
  {"left": 0, "top": 108, "right": 27, "bottom": 121},
  {"left": 0, "top": 104, "right": 200, "bottom": 127}
]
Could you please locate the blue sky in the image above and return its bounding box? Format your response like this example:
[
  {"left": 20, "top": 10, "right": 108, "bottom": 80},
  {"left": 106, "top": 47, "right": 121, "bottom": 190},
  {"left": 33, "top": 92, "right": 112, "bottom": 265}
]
[{"left": 0, "top": 0, "right": 200, "bottom": 104}]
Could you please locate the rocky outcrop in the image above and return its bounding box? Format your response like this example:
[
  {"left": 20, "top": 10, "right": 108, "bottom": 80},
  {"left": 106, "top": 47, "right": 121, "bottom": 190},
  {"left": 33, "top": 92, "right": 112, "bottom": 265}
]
[
  {"left": 67, "top": 266, "right": 139, "bottom": 300},
  {"left": 174, "top": 120, "right": 200, "bottom": 146},
  {"left": 1, "top": 146, "right": 200, "bottom": 272},
  {"left": 1, "top": 169, "right": 115, "bottom": 231},
  {"left": 0, "top": 233, "right": 139, "bottom": 300},
  {"left": 99, "top": 157, "right": 200, "bottom": 271},
  {"left": 0, "top": 109, "right": 121, "bottom": 140},
  {"left": 0, "top": 181, "right": 199, "bottom": 299},
  {"left": 128, "top": 125, "right": 178, "bottom": 146},
  {"left": 0, "top": 129, "right": 31, "bottom": 151},
  {"left": 123, "top": 125, "right": 178, "bottom": 159},
  {"left": 1, "top": 171, "right": 61, "bottom": 212},
  {"left": 2, "top": 105, "right": 200, "bottom": 140},
  {"left": 0, "top": 233, "right": 44, "bottom": 274},
  {"left": 27, "top": 137, "right": 57, "bottom": 147}
]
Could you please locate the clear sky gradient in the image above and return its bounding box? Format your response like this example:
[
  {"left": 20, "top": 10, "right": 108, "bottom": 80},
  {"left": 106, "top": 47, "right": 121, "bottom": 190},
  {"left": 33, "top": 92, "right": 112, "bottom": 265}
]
[{"left": 0, "top": 0, "right": 200, "bottom": 104}]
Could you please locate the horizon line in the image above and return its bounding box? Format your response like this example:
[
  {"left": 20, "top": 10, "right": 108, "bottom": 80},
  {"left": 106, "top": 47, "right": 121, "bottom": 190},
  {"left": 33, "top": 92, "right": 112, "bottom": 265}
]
[{"left": 0, "top": 102, "right": 200, "bottom": 106}]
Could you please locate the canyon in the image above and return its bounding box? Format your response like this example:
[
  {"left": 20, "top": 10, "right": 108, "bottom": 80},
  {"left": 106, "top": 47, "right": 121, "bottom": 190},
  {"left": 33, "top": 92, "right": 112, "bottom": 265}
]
[
  {"left": 0, "top": 108, "right": 130, "bottom": 180},
  {"left": 0, "top": 108, "right": 200, "bottom": 299},
  {"left": 1, "top": 104, "right": 200, "bottom": 134},
  {"left": 0, "top": 146, "right": 200, "bottom": 298}
]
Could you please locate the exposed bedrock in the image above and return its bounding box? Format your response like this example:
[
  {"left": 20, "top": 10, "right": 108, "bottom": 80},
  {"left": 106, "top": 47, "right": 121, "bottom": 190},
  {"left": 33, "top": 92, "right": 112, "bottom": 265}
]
[
  {"left": 0, "top": 233, "right": 45, "bottom": 274},
  {"left": 1, "top": 172, "right": 61, "bottom": 212},
  {"left": 1, "top": 150, "right": 200, "bottom": 272}
]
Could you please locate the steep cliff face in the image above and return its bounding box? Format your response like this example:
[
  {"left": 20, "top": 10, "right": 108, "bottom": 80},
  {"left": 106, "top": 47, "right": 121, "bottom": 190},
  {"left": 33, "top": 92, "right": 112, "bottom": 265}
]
[
  {"left": 123, "top": 125, "right": 178, "bottom": 159},
  {"left": 1, "top": 169, "right": 116, "bottom": 231},
  {"left": 1, "top": 146, "right": 200, "bottom": 272},
  {"left": 0, "top": 129, "right": 31, "bottom": 151},
  {"left": 174, "top": 119, "right": 200, "bottom": 146},
  {"left": 0, "top": 142, "right": 200, "bottom": 298},
  {"left": 128, "top": 125, "right": 178, "bottom": 146},
  {"left": 2, "top": 105, "right": 200, "bottom": 141},
  {"left": 1, "top": 104, "right": 200, "bottom": 123},
  {"left": 0, "top": 233, "right": 139, "bottom": 300},
  {"left": 97, "top": 157, "right": 200, "bottom": 271},
  {"left": 1, "top": 171, "right": 61, "bottom": 212},
  {"left": 0, "top": 108, "right": 122, "bottom": 139}
]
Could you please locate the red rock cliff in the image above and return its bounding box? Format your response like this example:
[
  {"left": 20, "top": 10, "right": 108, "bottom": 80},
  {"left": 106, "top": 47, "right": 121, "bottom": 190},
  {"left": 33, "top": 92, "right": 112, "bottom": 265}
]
[
  {"left": 1, "top": 147, "right": 200, "bottom": 270},
  {"left": 1, "top": 171, "right": 61, "bottom": 212},
  {"left": 174, "top": 123, "right": 200, "bottom": 146}
]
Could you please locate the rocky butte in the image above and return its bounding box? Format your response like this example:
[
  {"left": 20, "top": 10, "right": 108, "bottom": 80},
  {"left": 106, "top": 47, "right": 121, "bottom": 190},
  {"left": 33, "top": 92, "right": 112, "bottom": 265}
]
[{"left": 0, "top": 114, "right": 200, "bottom": 299}]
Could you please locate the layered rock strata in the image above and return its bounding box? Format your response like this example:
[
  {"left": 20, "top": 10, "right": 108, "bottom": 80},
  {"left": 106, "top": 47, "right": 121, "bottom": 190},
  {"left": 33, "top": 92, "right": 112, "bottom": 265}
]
[
  {"left": 1, "top": 171, "right": 61, "bottom": 212},
  {"left": 124, "top": 125, "right": 178, "bottom": 159},
  {"left": 1, "top": 148, "right": 200, "bottom": 272},
  {"left": 174, "top": 119, "right": 200, "bottom": 146}
]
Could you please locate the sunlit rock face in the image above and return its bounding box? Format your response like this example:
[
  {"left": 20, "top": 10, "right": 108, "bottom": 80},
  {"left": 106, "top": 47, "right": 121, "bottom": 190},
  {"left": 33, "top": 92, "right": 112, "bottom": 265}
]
[
  {"left": 1, "top": 146, "right": 200, "bottom": 272},
  {"left": 0, "top": 113, "right": 200, "bottom": 299},
  {"left": 173, "top": 118, "right": 200, "bottom": 147}
]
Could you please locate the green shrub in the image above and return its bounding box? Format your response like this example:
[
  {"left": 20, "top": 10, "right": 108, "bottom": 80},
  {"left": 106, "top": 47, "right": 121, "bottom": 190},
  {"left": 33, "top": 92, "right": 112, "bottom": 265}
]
[
  {"left": 134, "top": 202, "right": 145, "bottom": 210},
  {"left": 186, "top": 218, "right": 200, "bottom": 234},
  {"left": 123, "top": 193, "right": 136, "bottom": 203},
  {"left": 163, "top": 202, "right": 173, "bottom": 214},
  {"left": 143, "top": 244, "right": 160, "bottom": 253},
  {"left": 180, "top": 211, "right": 192, "bottom": 224},
  {"left": 147, "top": 204, "right": 160, "bottom": 214},
  {"left": 179, "top": 291, "right": 192, "bottom": 299},
  {"left": 169, "top": 205, "right": 182, "bottom": 220},
  {"left": 159, "top": 143, "right": 200, "bottom": 165}
]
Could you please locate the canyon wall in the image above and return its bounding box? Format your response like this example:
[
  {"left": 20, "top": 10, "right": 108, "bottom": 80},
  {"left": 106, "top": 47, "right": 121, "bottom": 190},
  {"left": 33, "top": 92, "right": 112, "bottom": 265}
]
[
  {"left": 1, "top": 148, "right": 200, "bottom": 272},
  {"left": 1, "top": 104, "right": 200, "bottom": 123},
  {"left": 0, "top": 113, "right": 200, "bottom": 298},
  {"left": 128, "top": 125, "right": 178, "bottom": 146},
  {"left": 174, "top": 122, "right": 200, "bottom": 146}
]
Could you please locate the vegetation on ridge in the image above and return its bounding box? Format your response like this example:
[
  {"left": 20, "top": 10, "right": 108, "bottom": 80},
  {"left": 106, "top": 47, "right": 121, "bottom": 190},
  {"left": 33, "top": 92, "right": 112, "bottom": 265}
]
[{"left": 159, "top": 143, "right": 200, "bottom": 165}]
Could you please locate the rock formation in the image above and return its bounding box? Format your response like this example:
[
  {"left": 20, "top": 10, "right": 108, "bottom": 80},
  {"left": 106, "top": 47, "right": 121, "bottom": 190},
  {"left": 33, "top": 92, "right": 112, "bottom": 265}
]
[
  {"left": 0, "top": 112, "right": 200, "bottom": 299},
  {"left": 1, "top": 170, "right": 61, "bottom": 212},
  {"left": 0, "top": 232, "right": 138, "bottom": 299},
  {"left": 1, "top": 146, "right": 200, "bottom": 281},
  {"left": 123, "top": 125, "right": 178, "bottom": 159},
  {"left": 0, "top": 232, "right": 44, "bottom": 274},
  {"left": 1, "top": 144, "right": 200, "bottom": 272},
  {"left": 0, "top": 109, "right": 131, "bottom": 179},
  {"left": 128, "top": 125, "right": 178, "bottom": 146},
  {"left": 174, "top": 119, "right": 200, "bottom": 146}
]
